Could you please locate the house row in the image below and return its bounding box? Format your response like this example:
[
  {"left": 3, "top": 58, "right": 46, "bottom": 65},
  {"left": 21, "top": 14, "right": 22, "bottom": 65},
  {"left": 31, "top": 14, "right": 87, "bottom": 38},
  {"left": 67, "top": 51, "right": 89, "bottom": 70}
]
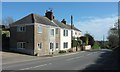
[{"left": 9, "top": 10, "right": 82, "bottom": 56}]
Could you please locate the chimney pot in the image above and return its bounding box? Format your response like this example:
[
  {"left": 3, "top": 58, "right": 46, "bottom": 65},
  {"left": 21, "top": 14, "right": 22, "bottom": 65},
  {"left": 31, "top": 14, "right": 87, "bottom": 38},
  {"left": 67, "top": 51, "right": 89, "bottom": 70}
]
[{"left": 61, "top": 19, "right": 66, "bottom": 24}]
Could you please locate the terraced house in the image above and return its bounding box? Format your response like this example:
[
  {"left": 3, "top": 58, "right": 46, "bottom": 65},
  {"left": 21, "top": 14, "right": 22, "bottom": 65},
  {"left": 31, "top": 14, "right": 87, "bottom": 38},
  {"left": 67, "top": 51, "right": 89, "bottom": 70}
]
[{"left": 10, "top": 10, "right": 82, "bottom": 56}]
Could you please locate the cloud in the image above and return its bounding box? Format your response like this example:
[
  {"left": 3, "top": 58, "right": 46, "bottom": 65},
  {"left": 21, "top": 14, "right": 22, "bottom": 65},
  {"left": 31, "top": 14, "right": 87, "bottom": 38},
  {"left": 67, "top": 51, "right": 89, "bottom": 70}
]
[{"left": 75, "top": 15, "right": 118, "bottom": 41}]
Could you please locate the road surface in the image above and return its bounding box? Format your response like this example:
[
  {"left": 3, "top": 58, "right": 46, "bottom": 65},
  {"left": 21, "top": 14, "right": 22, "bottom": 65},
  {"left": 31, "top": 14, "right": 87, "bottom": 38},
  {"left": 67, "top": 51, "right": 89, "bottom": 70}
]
[{"left": 2, "top": 49, "right": 118, "bottom": 70}]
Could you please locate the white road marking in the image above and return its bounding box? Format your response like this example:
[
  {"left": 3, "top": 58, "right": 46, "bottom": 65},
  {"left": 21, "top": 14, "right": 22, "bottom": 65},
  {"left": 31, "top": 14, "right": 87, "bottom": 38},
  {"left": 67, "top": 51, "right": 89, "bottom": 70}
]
[
  {"left": 66, "top": 52, "right": 99, "bottom": 61},
  {"left": 3, "top": 52, "right": 80, "bottom": 65},
  {"left": 19, "top": 63, "right": 52, "bottom": 70},
  {"left": 66, "top": 56, "right": 83, "bottom": 61}
]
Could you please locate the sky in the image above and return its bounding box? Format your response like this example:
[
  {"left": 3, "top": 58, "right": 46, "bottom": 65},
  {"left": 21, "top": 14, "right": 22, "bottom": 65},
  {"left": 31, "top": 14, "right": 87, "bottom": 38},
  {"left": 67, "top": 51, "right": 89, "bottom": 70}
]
[{"left": 2, "top": 2, "right": 118, "bottom": 41}]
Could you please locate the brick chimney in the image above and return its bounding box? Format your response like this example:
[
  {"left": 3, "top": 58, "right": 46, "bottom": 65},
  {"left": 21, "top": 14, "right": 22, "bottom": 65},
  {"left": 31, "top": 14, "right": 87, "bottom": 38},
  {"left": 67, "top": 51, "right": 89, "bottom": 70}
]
[
  {"left": 61, "top": 19, "right": 66, "bottom": 24},
  {"left": 45, "top": 10, "right": 54, "bottom": 20}
]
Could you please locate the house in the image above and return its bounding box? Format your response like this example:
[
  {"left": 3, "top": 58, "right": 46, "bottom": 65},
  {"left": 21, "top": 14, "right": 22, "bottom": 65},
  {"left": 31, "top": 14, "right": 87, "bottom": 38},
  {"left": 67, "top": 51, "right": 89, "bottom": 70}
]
[
  {"left": 10, "top": 12, "right": 59, "bottom": 56},
  {"left": 53, "top": 19, "right": 71, "bottom": 51},
  {"left": 10, "top": 10, "right": 82, "bottom": 56},
  {"left": 45, "top": 10, "right": 71, "bottom": 52}
]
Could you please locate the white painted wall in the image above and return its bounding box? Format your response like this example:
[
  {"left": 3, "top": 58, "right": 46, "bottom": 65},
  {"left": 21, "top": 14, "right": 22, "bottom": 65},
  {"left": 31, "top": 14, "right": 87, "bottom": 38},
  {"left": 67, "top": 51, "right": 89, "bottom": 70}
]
[
  {"left": 72, "top": 30, "right": 82, "bottom": 38},
  {"left": 60, "top": 28, "right": 71, "bottom": 51}
]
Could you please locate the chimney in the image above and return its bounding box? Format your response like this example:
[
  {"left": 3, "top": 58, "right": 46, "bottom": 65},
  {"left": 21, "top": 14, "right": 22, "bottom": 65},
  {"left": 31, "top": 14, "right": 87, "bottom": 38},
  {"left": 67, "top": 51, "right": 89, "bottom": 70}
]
[
  {"left": 61, "top": 19, "right": 66, "bottom": 24},
  {"left": 45, "top": 10, "right": 54, "bottom": 20}
]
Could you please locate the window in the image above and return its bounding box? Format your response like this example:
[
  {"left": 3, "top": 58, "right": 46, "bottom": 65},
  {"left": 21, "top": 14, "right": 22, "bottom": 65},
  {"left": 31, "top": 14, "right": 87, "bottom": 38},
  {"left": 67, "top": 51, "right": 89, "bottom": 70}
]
[
  {"left": 56, "top": 43, "right": 58, "bottom": 48},
  {"left": 66, "top": 30, "right": 68, "bottom": 36},
  {"left": 63, "top": 42, "right": 68, "bottom": 48},
  {"left": 63, "top": 30, "right": 66, "bottom": 36},
  {"left": 75, "top": 32, "right": 77, "bottom": 35},
  {"left": 38, "top": 43, "right": 42, "bottom": 49},
  {"left": 56, "top": 28, "right": 59, "bottom": 34},
  {"left": 63, "top": 30, "right": 68, "bottom": 36},
  {"left": 50, "top": 43, "right": 54, "bottom": 49},
  {"left": 17, "top": 26, "right": 26, "bottom": 32},
  {"left": 17, "top": 42, "right": 25, "bottom": 49},
  {"left": 51, "top": 29, "right": 54, "bottom": 36},
  {"left": 38, "top": 25, "right": 42, "bottom": 33}
]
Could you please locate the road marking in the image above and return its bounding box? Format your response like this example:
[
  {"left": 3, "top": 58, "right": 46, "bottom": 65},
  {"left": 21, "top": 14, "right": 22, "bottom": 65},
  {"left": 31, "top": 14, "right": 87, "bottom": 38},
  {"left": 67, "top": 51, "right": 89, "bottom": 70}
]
[
  {"left": 2, "top": 52, "right": 81, "bottom": 65},
  {"left": 66, "top": 56, "right": 83, "bottom": 61},
  {"left": 19, "top": 63, "right": 52, "bottom": 70},
  {"left": 66, "top": 52, "right": 99, "bottom": 61}
]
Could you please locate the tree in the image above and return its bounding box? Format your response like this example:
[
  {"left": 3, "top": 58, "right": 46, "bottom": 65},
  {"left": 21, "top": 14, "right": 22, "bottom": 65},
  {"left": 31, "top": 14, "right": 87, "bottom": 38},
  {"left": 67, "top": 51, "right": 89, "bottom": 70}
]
[
  {"left": 80, "top": 33, "right": 95, "bottom": 47},
  {"left": 107, "top": 20, "right": 119, "bottom": 48},
  {"left": 2, "top": 17, "right": 14, "bottom": 27}
]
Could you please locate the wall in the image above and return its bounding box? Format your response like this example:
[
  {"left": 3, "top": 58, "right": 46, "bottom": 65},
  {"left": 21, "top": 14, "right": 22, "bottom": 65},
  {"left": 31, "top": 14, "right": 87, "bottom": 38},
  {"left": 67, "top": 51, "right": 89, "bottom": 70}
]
[
  {"left": 60, "top": 28, "right": 71, "bottom": 51},
  {"left": 10, "top": 23, "right": 34, "bottom": 55}
]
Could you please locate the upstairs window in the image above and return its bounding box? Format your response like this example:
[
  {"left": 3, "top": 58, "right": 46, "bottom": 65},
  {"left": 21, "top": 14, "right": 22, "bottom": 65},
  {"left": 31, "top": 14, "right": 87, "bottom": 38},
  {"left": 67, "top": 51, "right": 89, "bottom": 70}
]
[
  {"left": 75, "top": 32, "right": 77, "bottom": 35},
  {"left": 17, "top": 26, "right": 26, "bottom": 32},
  {"left": 56, "top": 28, "right": 59, "bottom": 34},
  {"left": 63, "top": 30, "right": 68, "bottom": 36},
  {"left": 38, "top": 25, "right": 42, "bottom": 33},
  {"left": 51, "top": 29, "right": 54, "bottom": 36}
]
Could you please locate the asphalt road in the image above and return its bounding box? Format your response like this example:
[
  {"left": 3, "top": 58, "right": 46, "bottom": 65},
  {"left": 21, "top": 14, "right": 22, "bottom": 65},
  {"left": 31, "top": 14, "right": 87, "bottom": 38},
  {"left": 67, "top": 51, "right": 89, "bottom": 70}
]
[{"left": 2, "top": 49, "right": 117, "bottom": 70}]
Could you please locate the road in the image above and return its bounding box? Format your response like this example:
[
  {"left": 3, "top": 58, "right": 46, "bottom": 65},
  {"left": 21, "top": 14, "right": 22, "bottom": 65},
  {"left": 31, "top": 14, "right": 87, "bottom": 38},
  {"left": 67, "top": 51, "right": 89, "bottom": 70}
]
[{"left": 2, "top": 49, "right": 118, "bottom": 70}]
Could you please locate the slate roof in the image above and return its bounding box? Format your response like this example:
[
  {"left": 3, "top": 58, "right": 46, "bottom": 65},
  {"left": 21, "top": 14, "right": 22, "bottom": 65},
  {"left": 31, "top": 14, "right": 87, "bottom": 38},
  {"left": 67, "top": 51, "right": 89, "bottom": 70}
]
[
  {"left": 53, "top": 19, "right": 81, "bottom": 31},
  {"left": 11, "top": 13, "right": 58, "bottom": 27},
  {"left": 66, "top": 24, "right": 81, "bottom": 32},
  {"left": 11, "top": 13, "right": 81, "bottom": 31},
  {"left": 53, "top": 19, "right": 71, "bottom": 29}
]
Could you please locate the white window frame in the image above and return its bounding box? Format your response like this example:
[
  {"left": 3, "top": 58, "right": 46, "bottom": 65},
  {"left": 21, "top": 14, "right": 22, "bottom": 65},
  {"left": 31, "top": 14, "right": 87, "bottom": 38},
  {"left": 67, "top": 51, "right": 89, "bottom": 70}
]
[
  {"left": 50, "top": 43, "right": 54, "bottom": 49},
  {"left": 38, "top": 43, "right": 42, "bottom": 49},
  {"left": 51, "top": 29, "right": 54, "bottom": 36},
  {"left": 38, "top": 25, "right": 42, "bottom": 33},
  {"left": 56, "top": 43, "right": 58, "bottom": 49},
  {"left": 63, "top": 42, "right": 68, "bottom": 48},
  {"left": 56, "top": 28, "right": 59, "bottom": 35},
  {"left": 63, "top": 29, "right": 68, "bottom": 36},
  {"left": 17, "top": 26, "right": 26, "bottom": 32},
  {"left": 17, "top": 42, "right": 25, "bottom": 49}
]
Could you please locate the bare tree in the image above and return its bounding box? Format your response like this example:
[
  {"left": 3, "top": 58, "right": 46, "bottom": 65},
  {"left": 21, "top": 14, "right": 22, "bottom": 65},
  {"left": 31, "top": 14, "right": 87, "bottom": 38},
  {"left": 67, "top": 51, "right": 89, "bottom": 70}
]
[{"left": 2, "top": 17, "right": 14, "bottom": 27}]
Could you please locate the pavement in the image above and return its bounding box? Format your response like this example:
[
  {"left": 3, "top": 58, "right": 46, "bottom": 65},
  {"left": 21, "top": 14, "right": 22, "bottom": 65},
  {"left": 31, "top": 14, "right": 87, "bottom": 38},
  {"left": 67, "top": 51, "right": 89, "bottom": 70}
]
[{"left": 2, "top": 49, "right": 119, "bottom": 71}]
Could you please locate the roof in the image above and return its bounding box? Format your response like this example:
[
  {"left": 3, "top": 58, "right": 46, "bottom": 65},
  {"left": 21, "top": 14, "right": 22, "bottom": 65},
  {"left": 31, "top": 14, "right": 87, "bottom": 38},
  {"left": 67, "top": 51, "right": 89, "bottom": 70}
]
[
  {"left": 53, "top": 19, "right": 71, "bottom": 29},
  {"left": 66, "top": 24, "right": 81, "bottom": 32},
  {"left": 11, "top": 13, "right": 58, "bottom": 27}
]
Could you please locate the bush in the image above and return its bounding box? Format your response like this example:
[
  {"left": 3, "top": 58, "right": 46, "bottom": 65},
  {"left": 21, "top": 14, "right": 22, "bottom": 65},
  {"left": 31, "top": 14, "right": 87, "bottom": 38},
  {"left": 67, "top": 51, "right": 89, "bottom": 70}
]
[
  {"left": 92, "top": 42, "right": 100, "bottom": 49},
  {"left": 67, "top": 48, "right": 73, "bottom": 53},
  {"left": 59, "top": 50, "right": 66, "bottom": 53}
]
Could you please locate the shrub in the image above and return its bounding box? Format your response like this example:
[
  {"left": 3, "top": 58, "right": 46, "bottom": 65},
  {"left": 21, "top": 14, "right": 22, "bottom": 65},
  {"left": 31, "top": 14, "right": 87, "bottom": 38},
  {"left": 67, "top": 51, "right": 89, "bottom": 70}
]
[{"left": 59, "top": 50, "right": 66, "bottom": 53}]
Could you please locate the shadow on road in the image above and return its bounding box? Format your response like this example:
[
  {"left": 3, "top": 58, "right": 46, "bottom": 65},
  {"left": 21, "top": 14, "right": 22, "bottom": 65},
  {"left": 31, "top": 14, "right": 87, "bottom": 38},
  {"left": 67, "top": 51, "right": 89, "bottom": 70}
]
[{"left": 81, "top": 49, "right": 119, "bottom": 71}]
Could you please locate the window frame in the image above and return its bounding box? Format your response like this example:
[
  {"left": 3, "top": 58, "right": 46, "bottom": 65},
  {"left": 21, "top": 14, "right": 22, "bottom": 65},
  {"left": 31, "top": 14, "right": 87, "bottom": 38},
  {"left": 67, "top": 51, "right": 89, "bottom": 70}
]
[
  {"left": 63, "top": 29, "right": 68, "bottom": 36},
  {"left": 51, "top": 29, "right": 54, "bottom": 36},
  {"left": 17, "top": 26, "right": 26, "bottom": 32},
  {"left": 56, "top": 43, "right": 58, "bottom": 49},
  {"left": 38, "top": 25, "right": 42, "bottom": 33},
  {"left": 63, "top": 42, "right": 68, "bottom": 48},
  {"left": 38, "top": 43, "right": 42, "bottom": 49},
  {"left": 50, "top": 43, "right": 54, "bottom": 49},
  {"left": 17, "top": 42, "right": 26, "bottom": 49}
]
